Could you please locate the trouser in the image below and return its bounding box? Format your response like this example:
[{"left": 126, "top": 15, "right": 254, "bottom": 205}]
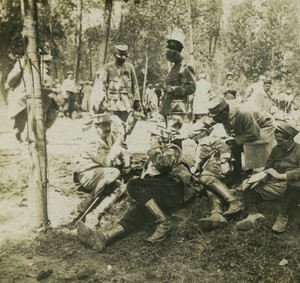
[
  {"left": 230, "top": 143, "right": 243, "bottom": 178},
  {"left": 113, "top": 111, "right": 129, "bottom": 122},
  {"left": 118, "top": 176, "right": 184, "bottom": 233},
  {"left": 243, "top": 183, "right": 298, "bottom": 215},
  {"left": 63, "top": 91, "right": 76, "bottom": 116},
  {"left": 14, "top": 109, "right": 27, "bottom": 140},
  {"left": 13, "top": 100, "right": 57, "bottom": 141}
]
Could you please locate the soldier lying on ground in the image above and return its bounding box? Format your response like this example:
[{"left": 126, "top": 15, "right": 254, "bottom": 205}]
[
  {"left": 173, "top": 118, "right": 242, "bottom": 229},
  {"left": 237, "top": 121, "right": 300, "bottom": 233},
  {"left": 73, "top": 113, "right": 130, "bottom": 218},
  {"left": 77, "top": 125, "right": 196, "bottom": 251}
]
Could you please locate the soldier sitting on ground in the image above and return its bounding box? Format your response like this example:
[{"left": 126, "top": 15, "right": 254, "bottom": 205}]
[
  {"left": 73, "top": 113, "right": 130, "bottom": 218},
  {"left": 174, "top": 118, "right": 243, "bottom": 229},
  {"left": 77, "top": 125, "right": 196, "bottom": 251}
]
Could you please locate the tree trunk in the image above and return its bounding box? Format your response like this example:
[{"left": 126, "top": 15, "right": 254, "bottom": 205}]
[
  {"left": 186, "top": 0, "right": 194, "bottom": 66},
  {"left": 98, "top": 0, "right": 113, "bottom": 68},
  {"left": 74, "top": 0, "right": 83, "bottom": 83},
  {"left": 21, "top": 0, "right": 49, "bottom": 230},
  {"left": 0, "top": 0, "right": 13, "bottom": 101},
  {"left": 142, "top": 47, "right": 148, "bottom": 102}
]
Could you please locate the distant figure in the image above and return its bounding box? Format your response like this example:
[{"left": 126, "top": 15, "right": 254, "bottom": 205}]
[
  {"left": 222, "top": 71, "right": 239, "bottom": 101},
  {"left": 81, "top": 81, "right": 93, "bottom": 112},
  {"left": 5, "top": 54, "right": 57, "bottom": 143},
  {"left": 246, "top": 75, "right": 266, "bottom": 99},
  {"left": 90, "top": 42, "right": 141, "bottom": 122},
  {"left": 192, "top": 73, "right": 211, "bottom": 122},
  {"left": 61, "top": 71, "right": 77, "bottom": 118}
]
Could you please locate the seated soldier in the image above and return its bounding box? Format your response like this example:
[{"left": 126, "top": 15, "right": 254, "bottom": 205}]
[
  {"left": 73, "top": 113, "right": 130, "bottom": 215},
  {"left": 77, "top": 125, "right": 196, "bottom": 251},
  {"left": 175, "top": 118, "right": 242, "bottom": 229},
  {"left": 237, "top": 121, "right": 300, "bottom": 233}
]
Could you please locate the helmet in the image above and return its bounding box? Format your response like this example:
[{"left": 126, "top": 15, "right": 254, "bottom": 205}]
[{"left": 167, "top": 28, "right": 185, "bottom": 52}]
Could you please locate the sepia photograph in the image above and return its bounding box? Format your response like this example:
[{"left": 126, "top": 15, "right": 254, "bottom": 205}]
[{"left": 1, "top": 0, "right": 300, "bottom": 282}]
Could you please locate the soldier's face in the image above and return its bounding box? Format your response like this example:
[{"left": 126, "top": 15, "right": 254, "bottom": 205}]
[
  {"left": 210, "top": 110, "right": 228, "bottom": 123},
  {"left": 115, "top": 55, "right": 126, "bottom": 66},
  {"left": 274, "top": 130, "right": 293, "bottom": 150},
  {"left": 264, "top": 83, "right": 271, "bottom": 91},
  {"left": 166, "top": 48, "right": 181, "bottom": 62},
  {"left": 95, "top": 122, "right": 112, "bottom": 138}
]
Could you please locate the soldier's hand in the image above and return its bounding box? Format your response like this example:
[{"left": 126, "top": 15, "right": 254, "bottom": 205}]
[
  {"left": 164, "top": 85, "right": 175, "bottom": 94},
  {"left": 266, "top": 168, "right": 287, "bottom": 180}
]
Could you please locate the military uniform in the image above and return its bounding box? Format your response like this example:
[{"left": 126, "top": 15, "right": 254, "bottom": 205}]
[
  {"left": 159, "top": 28, "right": 196, "bottom": 130},
  {"left": 237, "top": 122, "right": 300, "bottom": 233},
  {"left": 90, "top": 43, "right": 140, "bottom": 123},
  {"left": 74, "top": 114, "right": 129, "bottom": 213}
]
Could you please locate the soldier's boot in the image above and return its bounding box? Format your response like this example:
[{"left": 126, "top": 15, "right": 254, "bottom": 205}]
[
  {"left": 77, "top": 221, "right": 125, "bottom": 252},
  {"left": 272, "top": 213, "right": 288, "bottom": 233},
  {"left": 199, "top": 192, "right": 228, "bottom": 229},
  {"left": 199, "top": 175, "right": 242, "bottom": 216},
  {"left": 144, "top": 199, "right": 172, "bottom": 243},
  {"left": 236, "top": 213, "right": 265, "bottom": 230}
]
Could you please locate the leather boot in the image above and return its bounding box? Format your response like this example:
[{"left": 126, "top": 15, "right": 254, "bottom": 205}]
[
  {"left": 200, "top": 175, "right": 242, "bottom": 216},
  {"left": 199, "top": 192, "right": 227, "bottom": 229},
  {"left": 223, "top": 199, "right": 243, "bottom": 216},
  {"left": 236, "top": 213, "right": 265, "bottom": 230},
  {"left": 144, "top": 199, "right": 172, "bottom": 243},
  {"left": 77, "top": 221, "right": 107, "bottom": 252},
  {"left": 77, "top": 221, "right": 125, "bottom": 252},
  {"left": 272, "top": 213, "right": 288, "bottom": 233}
]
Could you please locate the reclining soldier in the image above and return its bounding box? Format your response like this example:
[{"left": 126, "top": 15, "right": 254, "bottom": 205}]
[
  {"left": 73, "top": 113, "right": 130, "bottom": 216},
  {"left": 175, "top": 118, "right": 242, "bottom": 229},
  {"left": 77, "top": 125, "right": 195, "bottom": 251}
]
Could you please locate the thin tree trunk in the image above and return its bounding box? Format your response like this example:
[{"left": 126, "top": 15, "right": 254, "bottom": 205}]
[
  {"left": 0, "top": 0, "right": 13, "bottom": 100},
  {"left": 186, "top": 0, "right": 194, "bottom": 66},
  {"left": 142, "top": 47, "right": 148, "bottom": 102},
  {"left": 74, "top": 0, "right": 83, "bottom": 83},
  {"left": 98, "top": 0, "right": 112, "bottom": 67},
  {"left": 21, "top": 0, "right": 49, "bottom": 230}
]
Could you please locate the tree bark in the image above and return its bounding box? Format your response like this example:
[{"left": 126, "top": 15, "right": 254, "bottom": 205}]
[
  {"left": 0, "top": 0, "right": 13, "bottom": 101},
  {"left": 98, "top": 0, "right": 112, "bottom": 68},
  {"left": 142, "top": 47, "right": 148, "bottom": 101},
  {"left": 21, "top": 0, "right": 49, "bottom": 230},
  {"left": 74, "top": 0, "right": 83, "bottom": 83},
  {"left": 186, "top": 0, "right": 194, "bottom": 67}
]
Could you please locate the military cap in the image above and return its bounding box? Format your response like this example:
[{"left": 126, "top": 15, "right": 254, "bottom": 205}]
[
  {"left": 167, "top": 28, "right": 185, "bottom": 52},
  {"left": 92, "top": 113, "right": 113, "bottom": 124},
  {"left": 114, "top": 42, "right": 128, "bottom": 59},
  {"left": 275, "top": 121, "right": 299, "bottom": 138},
  {"left": 148, "top": 125, "right": 172, "bottom": 139},
  {"left": 208, "top": 97, "right": 229, "bottom": 115},
  {"left": 226, "top": 71, "right": 233, "bottom": 77},
  {"left": 264, "top": 79, "right": 272, "bottom": 85},
  {"left": 67, "top": 71, "right": 73, "bottom": 75}
]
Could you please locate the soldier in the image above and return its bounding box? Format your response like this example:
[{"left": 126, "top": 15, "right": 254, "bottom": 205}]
[
  {"left": 207, "top": 97, "right": 275, "bottom": 179},
  {"left": 159, "top": 28, "right": 196, "bottom": 132},
  {"left": 73, "top": 113, "right": 130, "bottom": 216},
  {"left": 90, "top": 42, "right": 141, "bottom": 122},
  {"left": 5, "top": 53, "right": 57, "bottom": 143},
  {"left": 237, "top": 121, "right": 300, "bottom": 233},
  {"left": 61, "top": 71, "right": 77, "bottom": 118},
  {"left": 77, "top": 125, "right": 195, "bottom": 251}
]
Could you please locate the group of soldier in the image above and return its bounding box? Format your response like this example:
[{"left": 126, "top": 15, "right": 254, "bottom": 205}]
[
  {"left": 5, "top": 28, "right": 300, "bottom": 253},
  {"left": 72, "top": 29, "right": 300, "bottom": 252}
]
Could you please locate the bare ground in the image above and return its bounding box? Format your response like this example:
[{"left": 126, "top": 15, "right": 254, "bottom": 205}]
[{"left": 1, "top": 107, "right": 300, "bottom": 283}]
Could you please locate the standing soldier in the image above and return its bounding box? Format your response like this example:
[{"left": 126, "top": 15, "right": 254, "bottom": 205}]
[
  {"left": 159, "top": 28, "right": 196, "bottom": 133},
  {"left": 90, "top": 42, "right": 141, "bottom": 123},
  {"left": 61, "top": 71, "right": 77, "bottom": 118}
]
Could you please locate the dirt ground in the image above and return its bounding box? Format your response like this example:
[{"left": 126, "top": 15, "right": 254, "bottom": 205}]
[{"left": 1, "top": 106, "right": 300, "bottom": 283}]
